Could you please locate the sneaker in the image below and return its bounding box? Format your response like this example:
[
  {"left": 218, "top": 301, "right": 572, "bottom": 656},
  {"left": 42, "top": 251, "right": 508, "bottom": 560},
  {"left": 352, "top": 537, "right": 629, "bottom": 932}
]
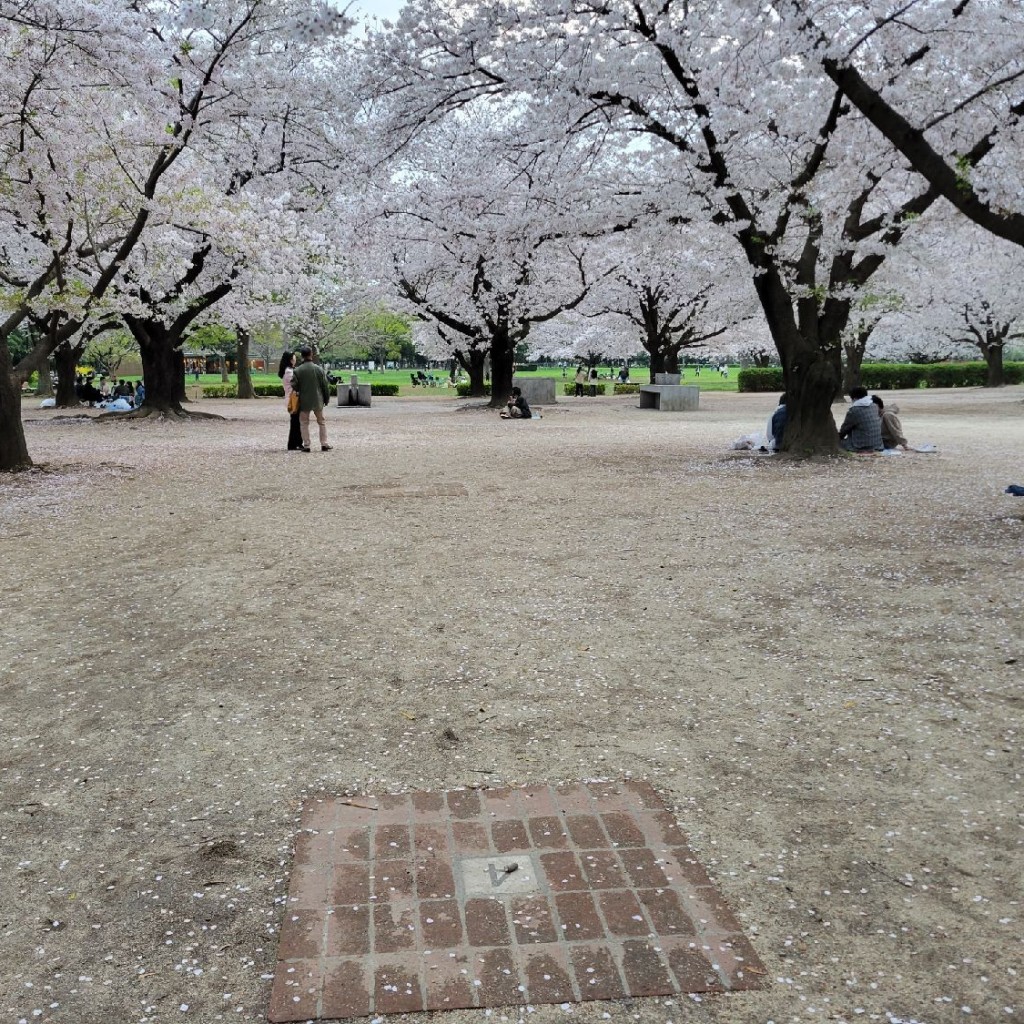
[
  {"left": 321, "top": 444, "right": 333, "bottom": 452},
  {"left": 300, "top": 446, "right": 311, "bottom": 452}
]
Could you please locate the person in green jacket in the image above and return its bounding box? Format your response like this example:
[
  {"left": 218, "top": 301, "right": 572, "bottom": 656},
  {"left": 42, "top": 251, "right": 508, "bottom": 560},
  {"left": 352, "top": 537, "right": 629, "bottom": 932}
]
[{"left": 292, "top": 346, "right": 332, "bottom": 452}]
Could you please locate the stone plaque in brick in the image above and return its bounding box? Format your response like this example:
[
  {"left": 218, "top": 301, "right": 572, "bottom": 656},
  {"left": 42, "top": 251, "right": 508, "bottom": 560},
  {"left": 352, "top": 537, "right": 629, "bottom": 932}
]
[{"left": 269, "top": 782, "right": 765, "bottom": 1021}]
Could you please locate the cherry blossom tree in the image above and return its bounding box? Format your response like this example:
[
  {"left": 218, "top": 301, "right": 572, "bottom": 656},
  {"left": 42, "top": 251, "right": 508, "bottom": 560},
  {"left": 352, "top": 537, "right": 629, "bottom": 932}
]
[
  {"left": 774, "top": 1, "right": 1024, "bottom": 249},
  {"left": 0, "top": 0, "right": 353, "bottom": 468},
  {"left": 583, "top": 225, "right": 757, "bottom": 382},
  {"left": 366, "top": 0, "right": 942, "bottom": 453},
  {"left": 527, "top": 312, "right": 641, "bottom": 372},
  {"left": 367, "top": 117, "right": 615, "bottom": 405},
  {"left": 859, "top": 206, "right": 1024, "bottom": 381}
]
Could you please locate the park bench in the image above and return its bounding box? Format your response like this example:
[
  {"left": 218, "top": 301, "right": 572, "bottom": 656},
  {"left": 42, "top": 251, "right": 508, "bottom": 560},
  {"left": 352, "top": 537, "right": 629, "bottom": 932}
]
[{"left": 638, "top": 373, "right": 700, "bottom": 411}]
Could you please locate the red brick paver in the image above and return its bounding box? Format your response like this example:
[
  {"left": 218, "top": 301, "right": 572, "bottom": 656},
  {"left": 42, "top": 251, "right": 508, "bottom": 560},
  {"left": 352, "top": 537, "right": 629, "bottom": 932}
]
[{"left": 269, "top": 783, "right": 765, "bottom": 1021}]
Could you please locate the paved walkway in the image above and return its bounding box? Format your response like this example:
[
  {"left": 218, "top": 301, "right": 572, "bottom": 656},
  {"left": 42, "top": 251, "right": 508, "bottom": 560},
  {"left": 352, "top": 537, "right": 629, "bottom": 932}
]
[{"left": 269, "top": 781, "right": 765, "bottom": 1021}]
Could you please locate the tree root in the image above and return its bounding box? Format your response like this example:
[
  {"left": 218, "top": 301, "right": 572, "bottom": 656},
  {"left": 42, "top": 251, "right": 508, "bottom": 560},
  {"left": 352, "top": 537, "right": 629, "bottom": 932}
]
[{"left": 96, "top": 406, "right": 224, "bottom": 422}]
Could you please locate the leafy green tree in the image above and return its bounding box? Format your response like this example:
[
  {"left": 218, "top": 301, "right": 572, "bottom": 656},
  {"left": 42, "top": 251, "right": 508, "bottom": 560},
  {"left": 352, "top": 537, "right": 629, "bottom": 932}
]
[
  {"left": 329, "top": 308, "right": 411, "bottom": 365},
  {"left": 83, "top": 331, "right": 137, "bottom": 377}
]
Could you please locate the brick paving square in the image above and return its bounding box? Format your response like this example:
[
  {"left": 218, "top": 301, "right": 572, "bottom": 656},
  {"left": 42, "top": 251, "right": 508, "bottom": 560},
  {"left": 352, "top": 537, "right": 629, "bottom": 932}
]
[{"left": 269, "top": 782, "right": 766, "bottom": 1021}]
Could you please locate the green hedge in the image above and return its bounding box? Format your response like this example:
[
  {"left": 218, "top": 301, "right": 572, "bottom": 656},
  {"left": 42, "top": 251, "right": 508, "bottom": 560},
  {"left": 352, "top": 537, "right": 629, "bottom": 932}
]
[
  {"left": 562, "top": 382, "right": 608, "bottom": 396},
  {"left": 614, "top": 383, "right": 641, "bottom": 395},
  {"left": 513, "top": 364, "right": 538, "bottom": 372},
  {"left": 861, "top": 364, "right": 923, "bottom": 389},
  {"left": 736, "top": 368, "right": 784, "bottom": 392},
  {"left": 738, "top": 361, "right": 1024, "bottom": 392},
  {"left": 201, "top": 382, "right": 400, "bottom": 398},
  {"left": 456, "top": 382, "right": 492, "bottom": 397},
  {"left": 201, "top": 383, "right": 284, "bottom": 397}
]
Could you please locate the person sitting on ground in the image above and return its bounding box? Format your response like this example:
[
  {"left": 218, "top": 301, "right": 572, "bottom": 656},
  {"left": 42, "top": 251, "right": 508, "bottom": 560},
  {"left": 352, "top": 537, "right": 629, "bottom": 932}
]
[
  {"left": 838, "top": 386, "right": 883, "bottom": 453},
  {"left": 871, "top": 395, "right": 910, "bottom": 451},
  {"left": 500, "top": 386, "right": 533, "bottom": 419},
  {"left": 80, "top": 376, "right": 103, "bottom": 405},
  {"left": 769, "top": 393, "right": 788, "bottom": 452}
]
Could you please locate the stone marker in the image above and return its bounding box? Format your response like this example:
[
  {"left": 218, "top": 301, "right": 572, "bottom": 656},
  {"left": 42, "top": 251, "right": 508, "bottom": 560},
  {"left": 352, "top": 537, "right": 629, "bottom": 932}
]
[
  {"left": 337, "top": 374, "right": 371, "bottom": 408},
  {"left": 511, "top": 375, "right": 557, "bottom": 405}
]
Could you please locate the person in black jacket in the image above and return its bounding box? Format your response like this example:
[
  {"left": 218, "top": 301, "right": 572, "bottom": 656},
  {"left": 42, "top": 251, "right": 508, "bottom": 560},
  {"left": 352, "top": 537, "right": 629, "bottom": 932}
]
[{"left": 500, "top": 387, "right": 533, "bottom": 419}]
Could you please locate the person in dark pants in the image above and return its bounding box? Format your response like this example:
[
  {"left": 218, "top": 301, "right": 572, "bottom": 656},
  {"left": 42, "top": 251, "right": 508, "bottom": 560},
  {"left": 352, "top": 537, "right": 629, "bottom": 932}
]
[
  {"left": 292, "top": 346, "right": 332, "bottom": 451},
  {"left": 278, "top": 350, "right": 303, "bottom": 451},
  {"left": 573, "top": 366, "right": 587, "bottom": 397}
]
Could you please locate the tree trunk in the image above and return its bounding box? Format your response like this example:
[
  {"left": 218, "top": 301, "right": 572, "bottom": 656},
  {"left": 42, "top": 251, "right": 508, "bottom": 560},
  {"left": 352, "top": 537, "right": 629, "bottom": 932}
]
[
  {"left": 664, "top": 349, "right": 681, "bottom": 375},
  {"left": 842, "top": 336, "right": 867, "bottom": 394},
  {"left": 129, "top": 319, "right": 187, "bottom": 415},
  {"left": 0, "top": 339, "right": 32, "bottom": 471},
  {"left": 984, "top": 343, "right": 1004, "bottom": 387},
  {"left": 220, "top": 353, "right": 229, "bottom": 384},
  {"left": 54, "top": 343, "right": 83, "bottom": 408},
  {"left": 779, "top": 345, "right": 841, "bottom": 454},
  {"left": 236, "top": 327, "right": 256, "bottom": 399},
  {"left": 645, "top": 339, "right": 668, "bottom": 382},
  {"left": 174, "top": 349, "right": 187, "bottom": 404},
  {"left": 749, "top": 263, "right": 841, "bottom": 455},
  {"left": 489, "top": 332, "right": 515, "bottom": 407},
  {"left": 34, "top": 360, "right": 53, "bottom": 397},
  {"left": 456, "top": 348, "right": 487, "bottom": 396}
]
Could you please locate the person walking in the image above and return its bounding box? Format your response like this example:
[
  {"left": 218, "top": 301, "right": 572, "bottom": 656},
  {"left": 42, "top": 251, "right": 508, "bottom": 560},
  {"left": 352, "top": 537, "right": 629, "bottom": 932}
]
[
  {"left": 291, "top": 346, "right": 332, "bottom": 452},
  {"left": 278, "top": 350, "right": 303, "bottom": 451}
]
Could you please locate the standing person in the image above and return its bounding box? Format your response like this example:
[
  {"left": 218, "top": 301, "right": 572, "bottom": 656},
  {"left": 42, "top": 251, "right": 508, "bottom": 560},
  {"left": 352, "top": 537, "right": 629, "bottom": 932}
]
[
  {"left": 278, "top": 350, "right": 303, "bottom": 451},
  {"left": 839, "top": 386, "right": 884, "bottom": 452},
  {"left": 135, "top": 380, "right": 145, "bottom": 407},
  {"left": 291, "top": 346, "right": 332, "bottom": 452},
  {"left": 574, "top": 365, "right": 587, "bottom": 397}
]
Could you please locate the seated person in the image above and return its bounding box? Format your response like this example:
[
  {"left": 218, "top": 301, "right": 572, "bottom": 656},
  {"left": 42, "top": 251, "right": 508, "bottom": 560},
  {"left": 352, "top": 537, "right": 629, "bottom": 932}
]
[
  {"left": 500, "top": 386, "right": 532, "bottom": 419},
  {"left": 80, "top": 377, "right": 103, "bottom": 405},
  {"left": 769, "top": 393, "right": 788, "bottom": 452},
  {"left": 871, "top": 395, "right": 910, "bottom": 450},
  {"left": 839, "top": 386, "right": 883, "bottom": 452}
]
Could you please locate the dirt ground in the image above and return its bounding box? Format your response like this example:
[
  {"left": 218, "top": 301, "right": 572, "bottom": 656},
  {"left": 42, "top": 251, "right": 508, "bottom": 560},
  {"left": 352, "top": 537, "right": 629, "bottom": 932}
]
[{"left": 1, "top": 388, "right": 1022, "bottom": 1024}]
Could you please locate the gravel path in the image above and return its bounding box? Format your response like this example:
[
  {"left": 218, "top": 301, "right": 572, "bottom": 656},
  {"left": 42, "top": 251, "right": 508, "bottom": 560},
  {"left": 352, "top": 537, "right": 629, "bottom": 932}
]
[{"left": 1, "top": 388, "right": 1022, "bottom": 1024}]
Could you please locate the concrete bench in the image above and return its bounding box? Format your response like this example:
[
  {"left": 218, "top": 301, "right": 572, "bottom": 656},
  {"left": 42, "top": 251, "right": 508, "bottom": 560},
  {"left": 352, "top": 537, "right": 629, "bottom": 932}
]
[
  {"left": 511, "top": 375, "right": 557, "bottom": 406},
  {"left": 337, "top": 375, "right": 371, "bottom": 408},
  {"left": 638, "top": 384, "right": 699, "bottom": 411}
]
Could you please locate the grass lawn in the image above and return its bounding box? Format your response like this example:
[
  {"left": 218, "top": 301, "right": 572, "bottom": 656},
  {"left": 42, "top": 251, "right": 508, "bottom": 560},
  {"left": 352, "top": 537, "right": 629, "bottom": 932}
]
[{"left": 182, "top": 365, "right": 741, "bottom": 397}]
